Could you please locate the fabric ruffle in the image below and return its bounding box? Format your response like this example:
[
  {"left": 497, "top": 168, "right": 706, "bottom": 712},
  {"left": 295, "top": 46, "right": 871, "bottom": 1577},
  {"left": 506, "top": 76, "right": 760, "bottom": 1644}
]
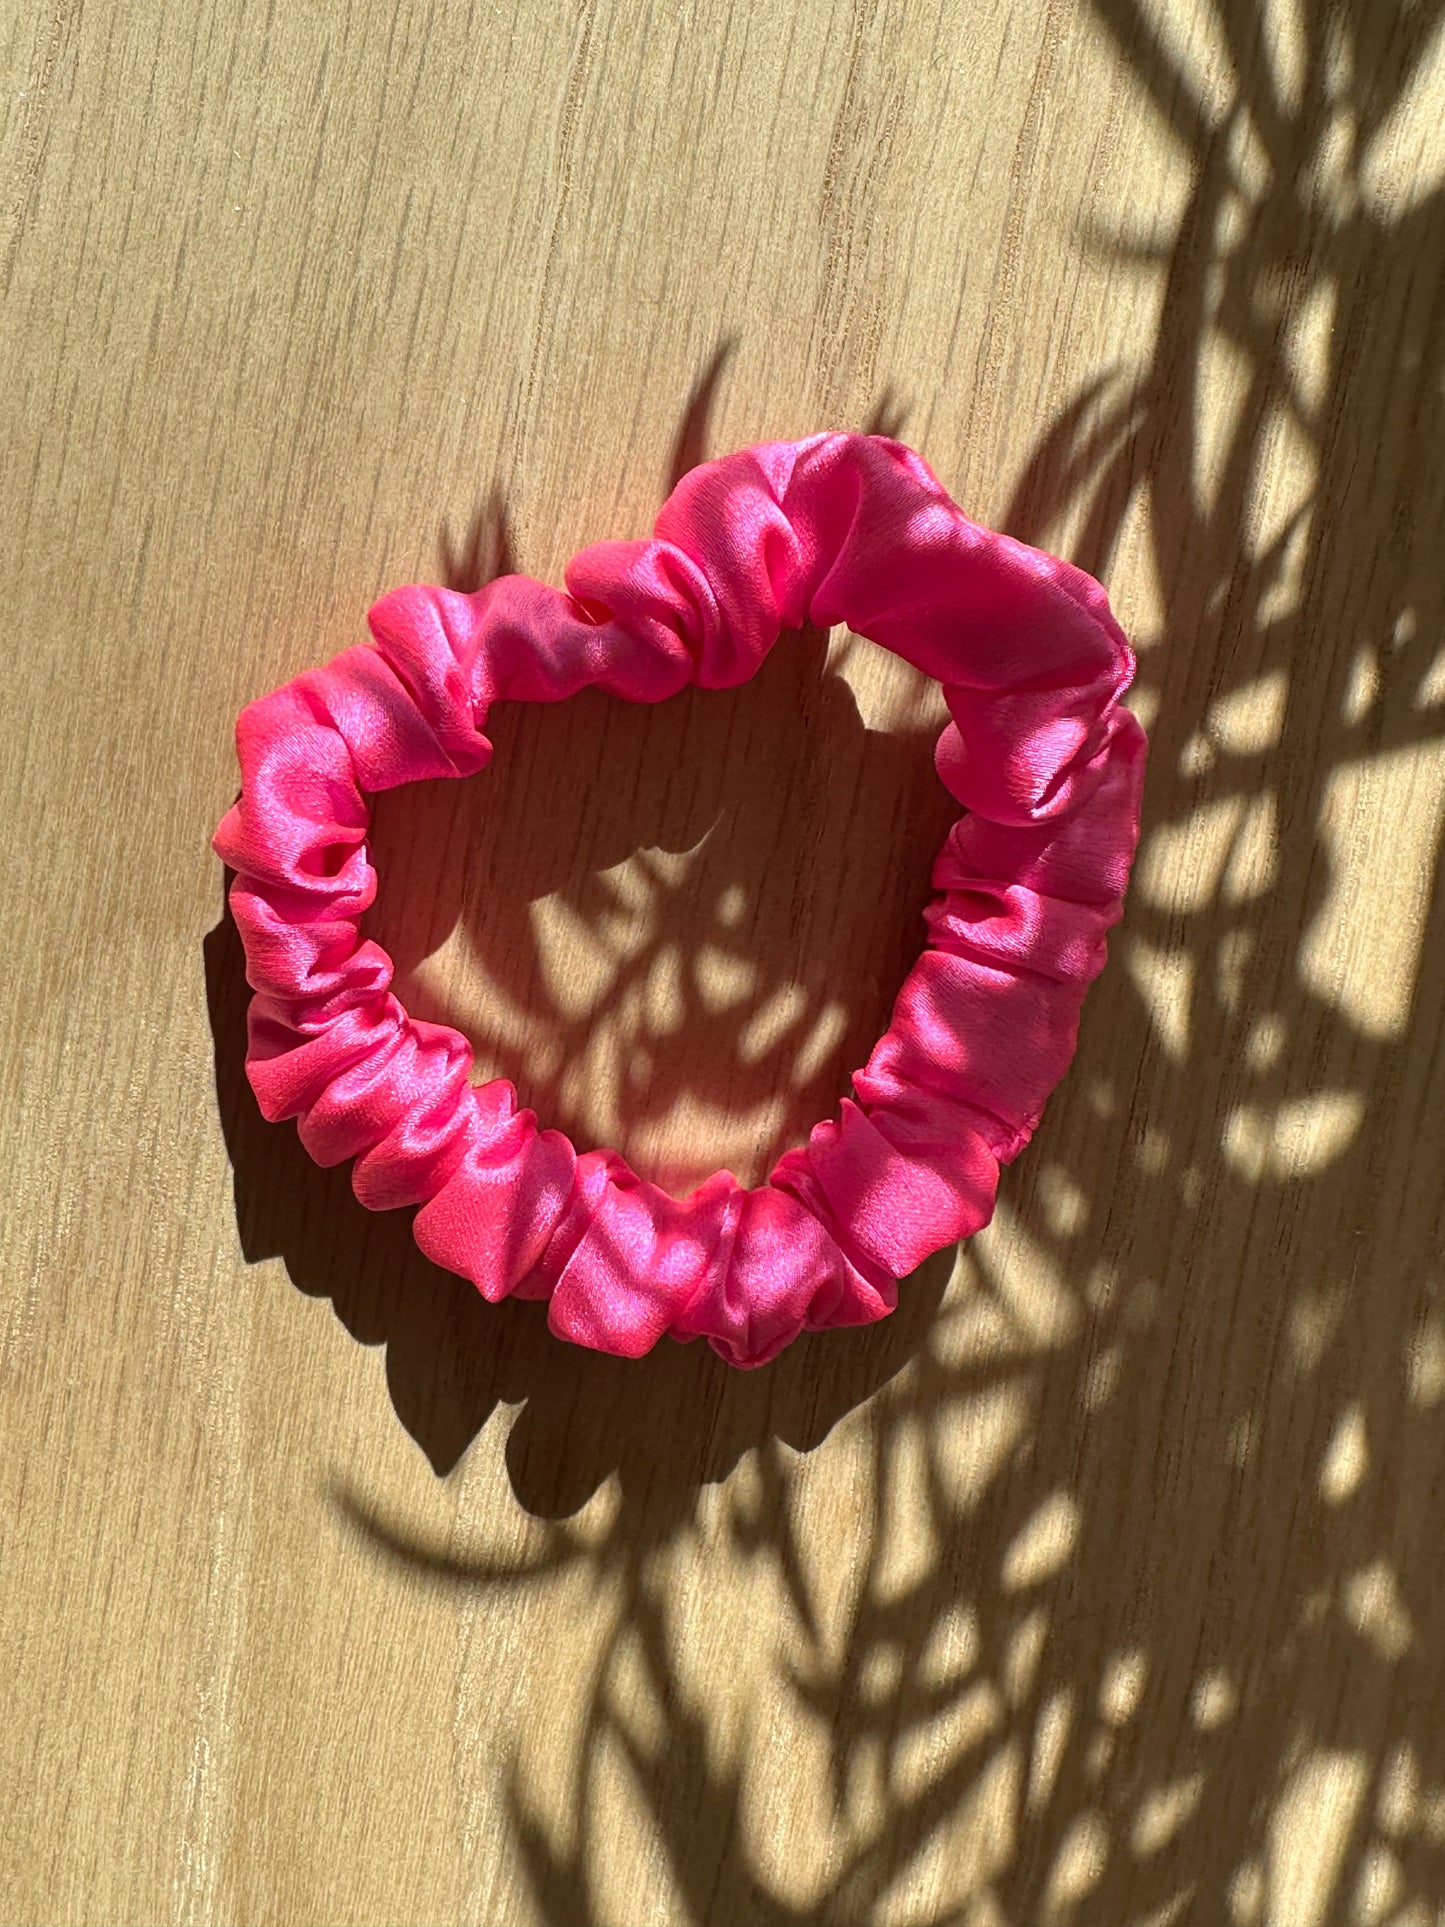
[{"left": 214, "top": 433, "right": 1146, "bottom": 1367}]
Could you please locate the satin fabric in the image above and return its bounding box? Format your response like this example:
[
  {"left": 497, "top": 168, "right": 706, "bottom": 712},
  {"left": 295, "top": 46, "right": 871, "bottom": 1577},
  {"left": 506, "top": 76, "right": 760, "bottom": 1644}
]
[{"left": 214, "top": 434, "right": 1146, "bottom": 1367}]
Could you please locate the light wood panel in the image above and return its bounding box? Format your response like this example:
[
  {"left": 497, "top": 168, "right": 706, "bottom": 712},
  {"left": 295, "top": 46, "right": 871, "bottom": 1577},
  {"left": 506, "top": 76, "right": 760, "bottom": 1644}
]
[{"left": 4, "top": 0, "right": 1445, "bottom": 1921}]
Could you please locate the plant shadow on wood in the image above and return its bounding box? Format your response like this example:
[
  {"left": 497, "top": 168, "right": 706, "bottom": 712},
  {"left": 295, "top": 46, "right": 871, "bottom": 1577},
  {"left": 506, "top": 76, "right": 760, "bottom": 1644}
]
[
  {"left": 310, "top": 3, "right": 1445, "bottom": 1923},
  {"left": 206, "top": 0, "right": 1445, "bottom": 1909},
  {"left": 203, "top": 349, "right": 959, "bottom": 1509}
]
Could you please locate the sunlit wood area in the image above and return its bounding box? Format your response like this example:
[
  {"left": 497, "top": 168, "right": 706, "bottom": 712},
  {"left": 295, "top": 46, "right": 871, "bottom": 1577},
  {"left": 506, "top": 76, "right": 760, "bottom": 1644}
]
[{"left": 4, "top": 0, "right": 1444, "bottom": 1920}]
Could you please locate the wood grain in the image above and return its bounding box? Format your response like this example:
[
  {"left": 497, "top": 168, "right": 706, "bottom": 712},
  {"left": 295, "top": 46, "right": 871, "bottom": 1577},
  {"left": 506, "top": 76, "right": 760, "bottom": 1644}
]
[{"left": 4, "top": 0, "right": 1445, "bottom": 1921}]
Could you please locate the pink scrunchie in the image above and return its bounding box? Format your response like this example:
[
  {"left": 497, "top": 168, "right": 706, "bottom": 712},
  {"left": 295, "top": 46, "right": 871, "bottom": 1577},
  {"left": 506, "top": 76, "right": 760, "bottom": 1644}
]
[{"left": 214, "top": 434, "right": 1146, "bottom": 1368}]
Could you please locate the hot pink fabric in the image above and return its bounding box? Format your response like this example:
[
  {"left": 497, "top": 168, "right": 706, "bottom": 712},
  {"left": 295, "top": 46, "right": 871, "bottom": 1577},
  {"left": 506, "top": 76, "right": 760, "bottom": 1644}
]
[{"left": 214, "top": 434, "right": 1146, "bottom": 1367}]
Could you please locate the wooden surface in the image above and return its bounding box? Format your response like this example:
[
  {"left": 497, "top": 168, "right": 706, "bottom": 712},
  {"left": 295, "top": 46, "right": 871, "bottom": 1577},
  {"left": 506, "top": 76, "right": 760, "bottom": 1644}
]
[{"left": 4, "top": 0, "right": 1445, "bottom": 1921}]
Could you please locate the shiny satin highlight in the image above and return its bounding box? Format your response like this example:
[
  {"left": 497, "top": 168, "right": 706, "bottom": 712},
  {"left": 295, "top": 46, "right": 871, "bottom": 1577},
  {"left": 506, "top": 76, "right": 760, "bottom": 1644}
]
[{"left": 213, "top": 434, "right": 1147, "bottom": 1367}]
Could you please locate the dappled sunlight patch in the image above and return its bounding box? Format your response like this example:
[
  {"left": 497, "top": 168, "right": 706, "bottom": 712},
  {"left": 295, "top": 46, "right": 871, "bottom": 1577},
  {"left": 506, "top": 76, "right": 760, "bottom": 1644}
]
[
  {"left": 561, "top": 1467, "right": 627, "bottom": 1552},
  {"left": 1127, "top": 681, "right": 1162, "bottom": 736},
  {"left": 1342, "top": 1560, "right": 1415, "bottom": 1662},
  {"left": 1299, "top": 743, "right": 1445, "bottom": 1040},
  {"left": 1342, "top": 644, "right": 1380, "bottom": 728},
  {"left": 1003, "top": 1607, "right": 1051, "bottom": 1709},
  {"left": 1081, "top": 1340, "right": 1125, "bottom": 1411},
  {"left": 642, "top": 943, "right": 687, "bottom": 1035},
  {"left": 1240, "top": 396, "right": 1318, "bottom": 568},
  {"left": 830, "top": 626, "right": 951, "bottom": 736},
  {"left": 1318, "top": 1401, "right": 1369, "bottom": 1505},
  {"left": 1136, "top": 795, "right": 1246, "bottom": 912},
  {"left": 1253, "top": 508, "right": 1313, "bottom": 632},
  {"left": 1025, "top": 1685, "right": 1074, "bottom": 1815},
  {"left": 528, "top": 894, "right": 622, "bottom": 1021},
  {"left": 1178, "top": 727, "right": 1216, "bottom": 778},
  {"left": 1225, "top": 1408, "right": 1260, "bottom": 1468},
  {"left": 1124, "top": 937, "right": 1193, "bottom": 1062},
  {"left": 1358, "top": 13, "right": 1445, "bottom": 212},
  {"left": 975, "top": 1204, "right": 1082, "bottom": 1348},
  {"left": 1284, "top": 274, "right": 1336, "bottom": 421},
  {"left": 583, "top": 1723, "right": 700, "bottom": 1927},
  {"left": 1415, "top": 644, "right": 1445, "bottom": 712},
  {"left": 859, "top": 1641, "right": 905, "bottom": 1705},
  {"left": 780, "top": 1417, "right": 877, "bottom": 1658},
  {"left": 1266, "top": 1751, "right": 1370, "bottom": 1927},
  {"left": 693, "top": 942, "right": 757, "bottom": 1013},
  {"left": 1214, "top": 926, "right": 1257, "bottom": 1015},
  {"left": 625, "top": 1090, "right": 788, "bottom": 1191},
  {"left": 1131, "top": 1771, "right": 1204, "bottom": 1856},
  {"left": 893, "top": 1680, "right": 1005, "bottom": 1806},
  {"left": 1098, "top": 1648, "right": 1149, "bottom": 1726},
  {"left": 1134, "top": 1122, "right": 1173, "bottom": 1176},
  {"left": 1189, "top": 1667, "right": 1236, "bottom": 1732},
  {"left": 605, "top": 1627, "right": 670, "bottom": 1757},
  {"left": 1377, "top": 1741, "right": 1421, "bottom": 1838},
  {"left": 1221, "top": 1090, "right": 1365, "bottom": 1181},
  {"left": 917, "top": 1602, "right": 982, "bottom": 1693},
  {"left": 1042, "top": 1809, "right": 1109, "bottom": 1920},
  {"left": 878, "top": 1742, "right": 1024, "bottom": 1926},
  {"left": 1286, "top": 1281, "right": 1349, "bottom": 1373},
  {"left": 1243, "top": 1011, "right": 1286, "bottom": 1070},
  {"left": 1207, "top": 669, "right": 1289, "bottom": 757},
  {"left": 736, "top": 982, "right": 808, "bottom": 1063},
  {"left": 738, "top": 1687, "right": 846, "bottom": 1911},
  {"left": 1082, "top": 1258, "right": 1119, "bottom": 1313},
  {"left": 1230, "top": 1855, "right": 1267, "bottom": 1926},
  {"left": 1193, "top": 329, "right": 1258, "bottom": 518},
  {"left": 1351, "top": 1842, "right": 1407, "bottom": 1926},
  {"left": 1221, "top": 792, "right": 1278, "bottom": 903},
  {"left": 1258, "top": 0, "right": 1307, "bottom": 111},
  {"left": 925, "top": 1264, "right": 1023, "bottom": 1370},
  {"left": 792, "top": 998, "right": 850, "bottom": 1086},
  {"left": 1001, "top": 1491, "right": 1082, "bottom": 1592},
  {"left": 1406, "top": 1308, "right": 1445, "bottom": 1407},
  {"left": 931, "top": 1382, "right": 1033, "bottom": 1514},
  {"left": 873, "top": 1417, "right": 939, "bottom": 1603},
  {"left": 1035, "top": 1162, "right": 1089, "bottom": 1238}
]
